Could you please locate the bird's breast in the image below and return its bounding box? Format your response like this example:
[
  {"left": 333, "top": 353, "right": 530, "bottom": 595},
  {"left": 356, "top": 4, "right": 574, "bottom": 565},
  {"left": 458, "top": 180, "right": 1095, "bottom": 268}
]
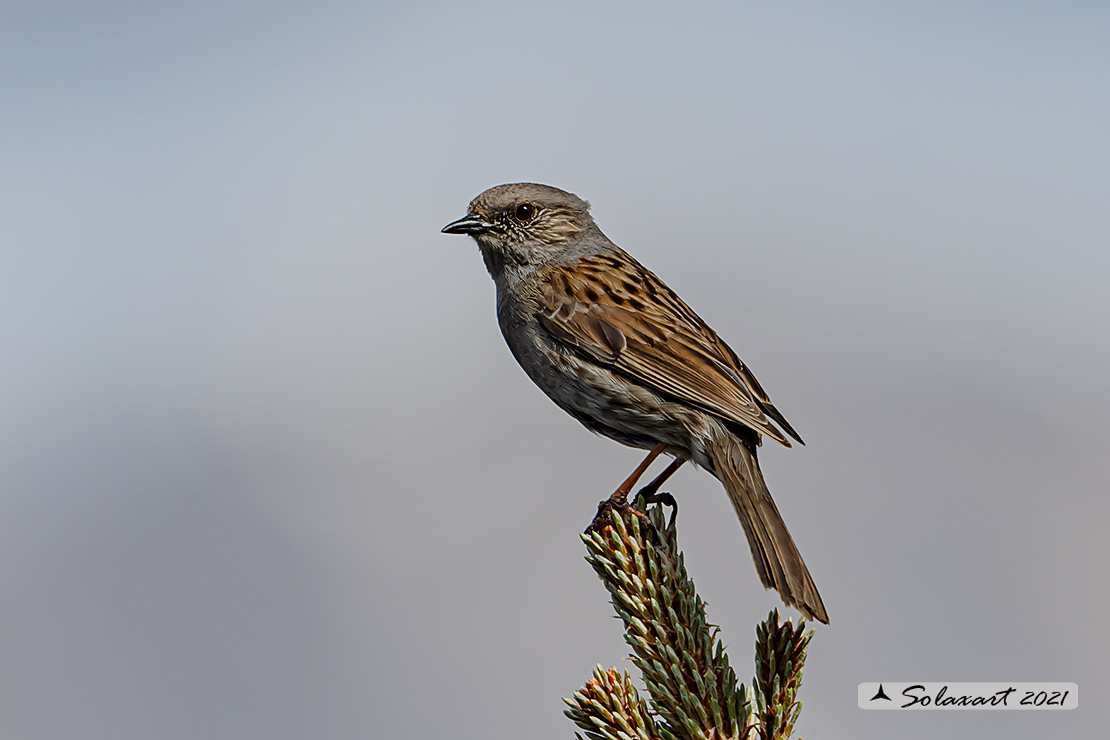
[{"left": 493, "top": 280, "right": 704, "bottom": 457}]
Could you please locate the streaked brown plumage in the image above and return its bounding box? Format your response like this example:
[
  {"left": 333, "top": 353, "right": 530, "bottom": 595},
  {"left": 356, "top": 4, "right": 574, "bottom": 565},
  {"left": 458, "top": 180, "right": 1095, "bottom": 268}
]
[{"left": 443, "top": 183, "right": 828, "bottom": 623}]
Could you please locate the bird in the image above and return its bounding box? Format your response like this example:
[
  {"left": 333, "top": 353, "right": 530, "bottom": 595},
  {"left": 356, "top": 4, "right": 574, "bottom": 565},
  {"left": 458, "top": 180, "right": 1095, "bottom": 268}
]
[{"left": 442, "top": 183, "right": 828, "bottom": 623}]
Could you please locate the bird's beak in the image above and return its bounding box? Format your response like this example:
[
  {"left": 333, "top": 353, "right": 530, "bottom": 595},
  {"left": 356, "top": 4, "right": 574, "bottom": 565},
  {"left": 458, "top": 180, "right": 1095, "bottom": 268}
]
[{"left": 441, "top": 213, "right": 493, "bottom": 235}]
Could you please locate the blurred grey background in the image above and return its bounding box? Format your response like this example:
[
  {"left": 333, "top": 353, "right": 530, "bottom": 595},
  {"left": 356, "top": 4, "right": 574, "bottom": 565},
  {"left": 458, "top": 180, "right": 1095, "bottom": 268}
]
[{"left": 2, "top": 1, "right": 1107, "bottom": 738}]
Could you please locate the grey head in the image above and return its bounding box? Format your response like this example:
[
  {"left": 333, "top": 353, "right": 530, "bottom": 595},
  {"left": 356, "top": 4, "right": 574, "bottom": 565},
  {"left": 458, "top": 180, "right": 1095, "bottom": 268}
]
[{"left": 442, "top": 183, "right": 606, "bottom": 278}]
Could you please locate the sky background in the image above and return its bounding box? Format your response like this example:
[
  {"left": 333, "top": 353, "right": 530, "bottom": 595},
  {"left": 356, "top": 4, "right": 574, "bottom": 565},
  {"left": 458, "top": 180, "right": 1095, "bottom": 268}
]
[{"left": 2, "top": 1, "right": 1108, "bottom": 738}]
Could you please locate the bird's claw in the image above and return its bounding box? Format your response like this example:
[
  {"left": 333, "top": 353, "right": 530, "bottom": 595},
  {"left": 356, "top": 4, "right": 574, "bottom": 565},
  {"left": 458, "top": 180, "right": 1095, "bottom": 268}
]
[
  {"left": 584, "top": 489, "right": 647, "bottom": 535},
  {"left": 635, "top": 489, "right": 678, "bottom": 529}
]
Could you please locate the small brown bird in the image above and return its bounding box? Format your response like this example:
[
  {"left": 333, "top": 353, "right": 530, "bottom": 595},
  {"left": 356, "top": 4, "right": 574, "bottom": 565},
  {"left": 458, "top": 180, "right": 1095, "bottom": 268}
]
[{"left": 443, "top": 183, "right": 828, "bottom": 623}]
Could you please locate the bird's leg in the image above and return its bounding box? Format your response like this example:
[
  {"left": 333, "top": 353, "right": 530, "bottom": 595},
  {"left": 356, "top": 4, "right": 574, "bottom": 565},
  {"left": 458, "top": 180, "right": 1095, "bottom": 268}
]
[
  {"left": 634, "top": 457, "right": 684, "bottom": 499},
  {"left": 586, "top": 443, "right": 667, "bottom": 533},
  {"left": 634, "top": 457, "right": 684, "bottom": 527},
  {"left": 613, "top": 442, "right": 668, "bottom": 500}
]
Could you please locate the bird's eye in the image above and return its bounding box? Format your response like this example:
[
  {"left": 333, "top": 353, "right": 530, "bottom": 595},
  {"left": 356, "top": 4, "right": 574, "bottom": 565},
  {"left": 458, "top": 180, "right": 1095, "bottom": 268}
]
[{"left": 515, "top": 203, "right": 536, "bottom": 222}]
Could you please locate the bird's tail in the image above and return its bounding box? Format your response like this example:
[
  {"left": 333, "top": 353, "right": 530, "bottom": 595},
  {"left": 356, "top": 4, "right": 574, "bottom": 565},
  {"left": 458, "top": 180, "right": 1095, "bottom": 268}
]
[{"left": 705, "top": 431, "right": 829, "bottom": 624}]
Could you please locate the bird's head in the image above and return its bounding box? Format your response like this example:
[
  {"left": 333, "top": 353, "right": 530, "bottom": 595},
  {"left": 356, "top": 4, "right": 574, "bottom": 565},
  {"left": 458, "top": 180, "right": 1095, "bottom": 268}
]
[{"left": 442, "top": 183, "right": 595, "bottom": 278}]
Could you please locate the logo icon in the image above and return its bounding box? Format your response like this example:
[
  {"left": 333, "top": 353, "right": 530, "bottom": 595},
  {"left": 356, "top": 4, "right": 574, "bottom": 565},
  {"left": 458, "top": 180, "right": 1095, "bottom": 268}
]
[{"left": 870, "top": 684, "right": 892, "bottom": 702}]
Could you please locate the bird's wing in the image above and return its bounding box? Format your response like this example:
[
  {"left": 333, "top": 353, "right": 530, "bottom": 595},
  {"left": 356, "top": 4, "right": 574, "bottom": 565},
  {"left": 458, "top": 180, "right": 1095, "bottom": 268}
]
[{"left": 536, "top": 253, "right": 802, "bottom": 447}]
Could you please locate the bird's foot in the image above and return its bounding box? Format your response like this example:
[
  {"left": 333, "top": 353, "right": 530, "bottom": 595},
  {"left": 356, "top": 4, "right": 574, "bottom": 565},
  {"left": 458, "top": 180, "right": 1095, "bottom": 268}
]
[
  {"left": 584, "top": 488, "right": 646, "bottom": 535},
  {"left": 635, "top": 489, "right": 678, "bottom": 529}
]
